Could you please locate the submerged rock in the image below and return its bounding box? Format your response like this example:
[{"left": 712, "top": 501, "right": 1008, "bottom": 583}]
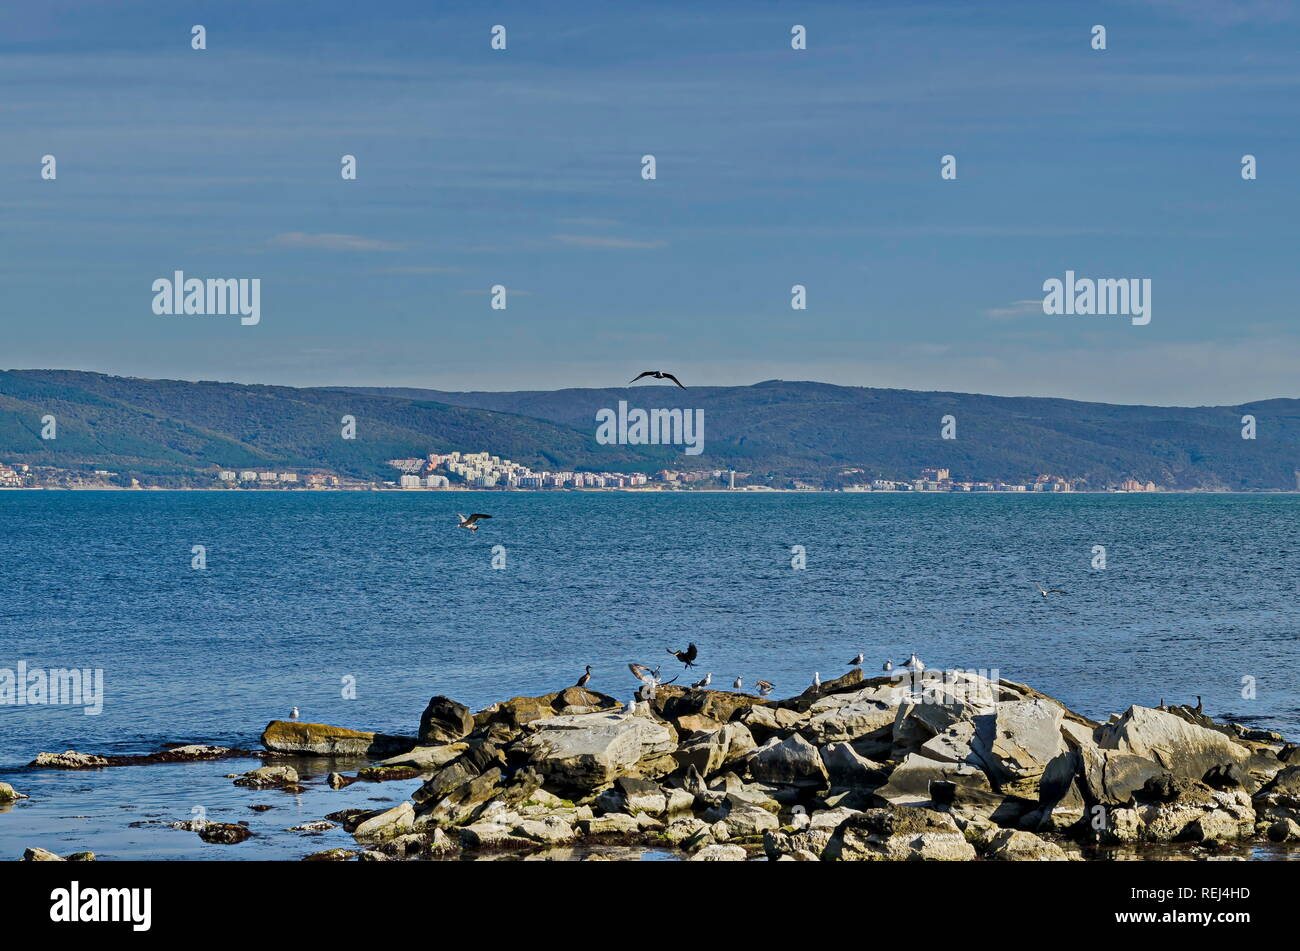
[{"left": 233, "top": 765, "right": 301, "bottom": 789}]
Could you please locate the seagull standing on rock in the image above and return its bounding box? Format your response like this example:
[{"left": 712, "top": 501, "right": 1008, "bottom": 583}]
[
  {"left": 904, "top": 653, "right": 925, "bottom": 672},
  {"left": 882, "top": 659, "right": 894, "bottom": 673},
  {"left": 732, "top": 676, "right": 743, "bottom": 690},
  {"left": 691, "top": 672, "right": 712, "bottom": 689},
  {"left": 756, "top": 680, "right": 775, "bottom": 697},
  {"left": 848, "top": 653, "right": 864, "bottom": 668},
  {"left": 811, "top": 671, "right": 821, "bottom": 690},
  {"left": 290, "top": 706, "right": 299, "bottom": 720}
]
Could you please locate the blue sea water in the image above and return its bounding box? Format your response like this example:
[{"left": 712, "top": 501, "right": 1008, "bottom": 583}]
[{"left": 1, "top": 490, "right": 1298, "bottom": 859}]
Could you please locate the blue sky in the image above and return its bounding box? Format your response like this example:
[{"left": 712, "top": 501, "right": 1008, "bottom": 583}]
[{"left": 2, "top": 0, "right": 1298, "bottom": 404}]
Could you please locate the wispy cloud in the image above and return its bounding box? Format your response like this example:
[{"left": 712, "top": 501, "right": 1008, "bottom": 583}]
[
  {"left": 984, "top": 300, "right": 1043, "bottom": 320},
  {"left": 270, "top": 232, "right": 405, "bottom": 252},
  {"left": 375, "top": 265, "right": 461, "bottom": 275},
  {"left": 552, "top": 234, "right": 667, "bottom": 250}
]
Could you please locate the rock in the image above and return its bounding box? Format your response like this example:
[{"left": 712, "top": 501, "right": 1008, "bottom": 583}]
[
  {"left": 459, "top": 822, "right": 536, "bottom": 850},
  {"left": 676, "top": 722, "right": 757, "bottom": 777},
  {"left": 652, "top": 686, "right": 772, "bottom": 725},
  {"left": 820, "top": 742, "right": 887, "bottom": 788},
  {"left": 233, "top": 765, "right": 301, "bottom": 789},
  {"left": 675, "top": 714, "right": 725, "bottom": 735},
  {"left": 0, "top": 782, "right": 27, "bottom": 802},
  {"left": 198, "top": 823, "right": 253, "bottom": 844},
  {"left": 260, "top": 720, "right": 416, "bottom": 757},
  {"left": 28, "top": 750, "right": 110, "bottom": 769},
  {"left": 664, "top": 817, "right": 707, "bottom": 844},
  {"left": 1266, "top": 818, "right": 1300, "bottom": 842},
  {"left": 419, "top": 696, "right": 475, "bottom": 744},
  {"left": 750, "top": 734, "right": 828, "bottom": 787},
  {"left": 809, "top": 806, "right": 861, "bottom": 830},
  {"left": 358, "top": 850, "right": 391, "bottom": 861},
  {"left": 722, "top": 803, "right": 780, "bottom": 837},
  {"left": 66, "top": 852, "right": 96, "bottom": 861},
  {"left": 735, "top": 704, "right": 809, "bottom": 743},
  {"left": 763, "top": 828, "right": 834, "bottom": 860},
  {"left": 620, "top": 776, "right": 669, "bottom": 813},
  {"left": 1252, "top": 765, "right": 1300, "bottom": 824},
  {"left": 1094, "top": 706, "right": 1250, "bottom": 786},
  {"left": 288, "top": 820, "right": 337, "bottom": 833},
  {"left": 801, "top": 685, "right": 904, "bottom": 745},
  {"left": 419, "top": 768, "right": 507, "bottom": 825},
  {"left": 689, "top": 844, "right": 748, "bottom": 861},
  {"left": 580, "top": 813, "right": 641, "bottom": 836},
  {"left": 303, "top": 848, "right": 357, "bottom": 861},
  {"left": 352, "top": 801, "right": 416, "bottom": 839},
  {"left": 373, "top": 743, "right": 469, "bottom": 771},
  {"left": 513, "top": 816, "right": 576, "bottom": 845},
  {"left": 327, "top": 772, "right": 353, "bottom": 789},
  {"left": 983, "top": 700, "right": 1066, "bottom": 799},
  {"left": 824, "top": 807, "right": 977, "bottom": 861},
  {"left": 514, "top": 711, "right": 677, "bottom": 790},
  {"left": 476, "top": 687, "right": 621, "bottom": 732},
  {"left": 22, "top": 847, "right": 65, "bottom": 861},
  {"left": 984, "top": 829, "right": 1070, "bottom": 861}
]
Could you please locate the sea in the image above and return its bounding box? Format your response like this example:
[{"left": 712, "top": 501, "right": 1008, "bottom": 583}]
[{"left": 2, "top": 490, "right": 1297, "bottom": 859}]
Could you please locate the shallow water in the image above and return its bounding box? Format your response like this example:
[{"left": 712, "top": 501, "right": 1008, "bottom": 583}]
[{"left": 2, "top": 491, "right": 1298, "bottom": 859}]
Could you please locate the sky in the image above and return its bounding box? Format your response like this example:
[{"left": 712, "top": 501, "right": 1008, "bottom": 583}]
[{"left": 2, "top": 0, "right": 1298, "bottom": 405}]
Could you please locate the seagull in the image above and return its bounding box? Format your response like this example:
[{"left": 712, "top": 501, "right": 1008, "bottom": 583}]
[
  {"left": 1032, "top": 582, "right": 1067, "bottom": 598},
  {"left": 848, "top": 652, "right": 864, "bottom": 667},
  {"left": 667, "top": 643, "right": 698, "bottom": 668},
  {"left": 690, "top": 672, "right": 712, "bottom": 689},
  {"left": 576, "top": 665, "right": 592, "bottom": 688},
  {"left": 790, "top": 805, "right": 810, "bottom": 830},
  {"left": 904, "top": 653, "right": 924, "bottom": 671},
  {"left": 626, "top": 698, "right": 638, "bottom": 715},
  {"left": 290, "top": 706, "right": 299, "bottom": 720},
  {"left": 628, "top": 662, "right": 677, "bottom": 699},
  {"left": 732, "top": 676, "right": 743, "bottom": 690},
  {"left": 755, "top": 680, "right": 775, "bottom": 697},
  {"left": 629, "top": 370, "right": 686, "bottom": 389},
  {"left": 457, "top": 513, "right": 491, "bottom": 532},
  {"left": 882, "top": 659, "right": 894, "bottom": 672},
  {"left": 811, "top": 671, "right": 821, "bottom": 689}
]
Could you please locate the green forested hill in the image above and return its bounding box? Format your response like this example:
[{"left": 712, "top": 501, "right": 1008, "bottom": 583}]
[{"left": 3, "top": 370, "right": 1299, "bottom": 488}]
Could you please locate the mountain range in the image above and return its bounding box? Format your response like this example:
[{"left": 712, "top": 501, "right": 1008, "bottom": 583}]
[{"left": 2, "top": 369, "right": 1298, "bottom": 489}]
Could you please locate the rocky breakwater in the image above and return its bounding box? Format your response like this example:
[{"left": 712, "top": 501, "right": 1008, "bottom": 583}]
[{"left": 272, "top": 669, "right": 1300, "bottom": 861}]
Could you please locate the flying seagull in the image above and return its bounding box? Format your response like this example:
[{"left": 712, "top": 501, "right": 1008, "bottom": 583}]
[
  {"left": 576, "top": 665, "right": 592, "bottom": 688},
  {"left": 457, "top": 513, "right": 492, "bottom": 532},
  {"left": 755, "top": 679, "right": 775, "bottom": 697},
  {"left": 848, "top": 652, "right": 864, "bottom": 667},
  {"left": 629, "top": 370, "right": 686, "bottom": 389},
  {"left": 628, "top": 662, "right": 677, "bottom": 699},
  {"left": 668, "top": 643, "right": 698, "bottom": 668},
  {"left": 690, "top": 672, "right": 712, "bottom": 689},
  {"left": 1032, "top": 582, "right": 1067, "bottom": 598}
]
